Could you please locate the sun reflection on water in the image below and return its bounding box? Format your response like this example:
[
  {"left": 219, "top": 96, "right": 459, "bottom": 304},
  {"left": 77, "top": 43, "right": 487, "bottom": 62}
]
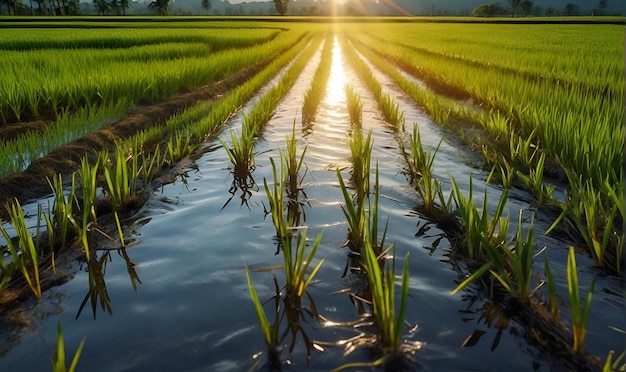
[{"left": 324, "top": 36, "right": 346, "bottom": 107}]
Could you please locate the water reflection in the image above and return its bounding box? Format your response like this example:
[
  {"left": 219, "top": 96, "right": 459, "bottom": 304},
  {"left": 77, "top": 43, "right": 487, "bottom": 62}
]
[
  {"left": 76, "top": 248, "right": 141, "bottom": 320},
  {"left": 222, "top": 169, "right": 258, "bottom": 210},
  {"left": 250, "top": 277, "right": 323, "bottom": 371}
]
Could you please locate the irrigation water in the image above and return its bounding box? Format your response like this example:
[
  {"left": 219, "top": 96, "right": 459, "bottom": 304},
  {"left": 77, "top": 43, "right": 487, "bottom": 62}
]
[{"left": 0, "top": 36, "right": 622, "bottom": 371}]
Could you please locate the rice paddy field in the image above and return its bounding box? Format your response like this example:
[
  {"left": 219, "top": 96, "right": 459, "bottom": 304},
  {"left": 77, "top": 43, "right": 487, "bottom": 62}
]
[{"left": 0, "top": 17, "right": 623, "bottom": 371}]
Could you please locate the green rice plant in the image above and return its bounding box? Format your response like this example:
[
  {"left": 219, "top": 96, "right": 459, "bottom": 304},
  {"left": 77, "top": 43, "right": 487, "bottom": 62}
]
[
  {"left": 51, "top": 321, "right": 85, "bottom": 372},
  {"left": 164, "top": 130, "right": 197, "bottom": 166},
  {"left": 280, "top": 123, "right": 307, "bottom": 201},
  {"left": 450, "top": 210, "right": 537, "bottom": 302},
  {"left": 264, "top": 157, "right": 288, "bottom": 239},
  {"left": 345, "top": 85, "right": 363, "bottom": 127},
  {"left": 337, "top": 168, "right": 367, "bottom": 251},
  {"left": 363, "top": 245, "right": 410, "bottom": 356},
  {"left": 281, "top": 228, "right": 325, "bottom": 303},
  {"left": 567, "top": 246, "right": 595, "bottom": 354},
  {"left": 46, "top": 173, "right": 78, "bottom": 250},
  {"left": 265, "top": 154, "right": 323, "bottom": 300},
  {"left": 547, "top": 169, "right": 620, "bottom": 272},
  {"left": 515, "top": 151, "right": 554, "bottom": 201},
  {"left": 603, "top": 349, "right": 626, "bottom": 372},
  {"left": 450, "top": 176, "right": 509, "bottom": 260},
  {"left": 101, "top": 145, "right": 135, "bottom": 211},
  {"left": 543, "top": 256, "right": 560, "bottom": 319},
  {"left": 348, "top": 128, "right": 373, "bottom": 208},
  {"left": 78, "top": 156, "right": 99, "bottom": 260},
  {"left": 401, "top": 124, "right": 443, "bottom": 213},
  {"left": 380, "top": 92, "right": 405, "bottom": 128},
  {"left": 221, "top": 126, "right": 257, "bottom": 178},
  {"left": 368, "top": 163, "right": 389, "bottom": 258},
  {"left": 334, "top": 240, "right": 414, "bottom": 370},
  {"left": 0, "top": 199, "right": 42, "bottom": 299},
  {"left": 244, "top": 262, "right": 281, "bottom": 352}
]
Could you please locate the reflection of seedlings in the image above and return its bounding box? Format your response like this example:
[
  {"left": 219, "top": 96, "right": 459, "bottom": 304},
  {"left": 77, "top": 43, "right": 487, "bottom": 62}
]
[
  {"left": 76, "top": 251, "right": 113, "bottom": 320},
  {"left": 76, "top": 248, "right": 141, "bottom": 320},
  {"left": 51, "top": 320, "right": 85, "bottom": 372},
  {"left": 222, "top": 168, "right": 257, "bottom": 211}
]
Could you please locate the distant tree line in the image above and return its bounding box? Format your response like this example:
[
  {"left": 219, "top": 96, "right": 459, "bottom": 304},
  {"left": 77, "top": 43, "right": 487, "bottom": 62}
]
[{"left": 472, "top": 0, "right": 615, "bottom": 17}]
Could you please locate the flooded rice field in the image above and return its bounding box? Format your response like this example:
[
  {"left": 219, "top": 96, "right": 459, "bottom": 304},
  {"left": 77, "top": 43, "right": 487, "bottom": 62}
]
[{"left": 0, "top": 37, "right": 623, "bottom": 371}]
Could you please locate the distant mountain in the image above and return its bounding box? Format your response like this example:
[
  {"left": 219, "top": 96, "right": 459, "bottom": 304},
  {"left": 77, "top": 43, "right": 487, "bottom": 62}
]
[{"left": 128, "top": 0, "right": 625, "bottom": 16}]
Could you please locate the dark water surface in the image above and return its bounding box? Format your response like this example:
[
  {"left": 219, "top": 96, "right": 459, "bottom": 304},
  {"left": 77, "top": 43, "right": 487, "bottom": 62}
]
[{"left": 1, "top": 37, "right": 623, "bottom": 371}]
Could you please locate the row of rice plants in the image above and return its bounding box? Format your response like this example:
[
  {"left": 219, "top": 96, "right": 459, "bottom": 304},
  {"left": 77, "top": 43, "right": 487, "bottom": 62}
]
[
  {"left": 0, "top": 99, "right": 129, "bottom": 177},
  {"left": 221, "top": 34, "right": 323, "bottom": 176},
  {"left": 338, "top": 36, "right": 404, "bottom": 131},
  {"left": 0, "top": 29, "right": 316, "bottom": 306},
  {"left": 332, "top": 90, "right": 417, "bottom": 368},
  {"left": 302, "top": 34, "right": 333, "bottom": 124},
  {"left": 402, "top": 125, "right": 611, "bottom": 369},
  {"left": 0, "top": 26, "right": 301, "bottom": 123},
  {"left": 336, "top": 39, "right": 614, "bottom": 368},
  {"left": 0, "top": 26, "right": 282, "bottom": 51},
  {"left": 366, "top": 23, "right": 622, "bottom": 97},
  {"left": 350, "top": 30, "right": 622, "bottom": 186},
  {"left": 347, "top": 31, "right": 623, "bottom": 275},
  {"left": 0, "top": 26, "right": 310, "bottom": 180}
]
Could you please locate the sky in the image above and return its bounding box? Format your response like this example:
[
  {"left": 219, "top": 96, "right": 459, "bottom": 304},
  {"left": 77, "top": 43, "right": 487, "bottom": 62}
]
[{"left": 227, "top": 0, "right": 350, "bottom": 4}]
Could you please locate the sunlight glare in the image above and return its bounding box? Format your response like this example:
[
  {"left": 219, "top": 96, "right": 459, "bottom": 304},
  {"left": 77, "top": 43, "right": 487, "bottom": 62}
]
[{"left": 325, "top": 37, "right": 346, "bottom": 106}]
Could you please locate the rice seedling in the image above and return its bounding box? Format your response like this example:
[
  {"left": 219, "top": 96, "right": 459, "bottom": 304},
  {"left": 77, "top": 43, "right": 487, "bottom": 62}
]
[
  {"left": 0, "top": 252, "right": 14, "bottom": 297},
  {"left": 450, "top": 176, "right": 510, "bottom": 261},
  {"left": 280, "top": 123, "right": 307, "bottom": 200},
  {"left": 264, "top": 155, "right": 324, "bottom": 299},
  {"left": 51, "top": 321, "right": 85, "bottom": 372},
  {"left": 333, "top": 240, "right": 419, "bottom": 370},
  {"left": 280, "top": 124, "right": 309, "bottom": 227},
  {"left": 223, "top": 125, "right": 257, "bottom": 176},
  {"left": 244, "top": 262, "right": 282, "bottom": 369},
  {"left": 345, "top": 85, "right": 363, "bottom": 127},
  {"left": 281, "top": 228, "right": 325, "bottom": 304},
  {"left": 401, "top": 124, "right": 443, "bottom": 213},
  {"left": 46, "top": 173, "right": 78, "bottom": 250},
  {"left": 547, "top": 169, "right": 620, "bottom": 272},
  {"left": 451, "top": 211, "right": 539, "bottom": 302},
  {"left": 164, "top": 130, "right": 197, "bottom": 166},
  {"left": 0, "top": 199, "right": 42, "bottom": 299},
  {"left": 567, "top": 246, "right": 596, "bottom": 354},
  {"left": 101, "top": 144, "right": 138, "bottom": 211},
  {"left": 543, "top": 256, "right": 560, "bottom": 320},
  {"left": 348, "top": 128, "right": 373, "bottom": 208},
  {"left": 77, "top": 157, "right": 99, "bottom": 261},
  {"left": 337, "top": 168, "right": 367, "bottom": 252},
  {"left": 603, "top": 349, "right": 626, "bottom": 372}
]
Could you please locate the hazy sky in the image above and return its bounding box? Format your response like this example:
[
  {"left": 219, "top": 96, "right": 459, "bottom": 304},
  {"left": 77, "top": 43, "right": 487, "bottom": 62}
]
[{"left": 227, "top": 0, "right": 349, "bottom": 3}]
